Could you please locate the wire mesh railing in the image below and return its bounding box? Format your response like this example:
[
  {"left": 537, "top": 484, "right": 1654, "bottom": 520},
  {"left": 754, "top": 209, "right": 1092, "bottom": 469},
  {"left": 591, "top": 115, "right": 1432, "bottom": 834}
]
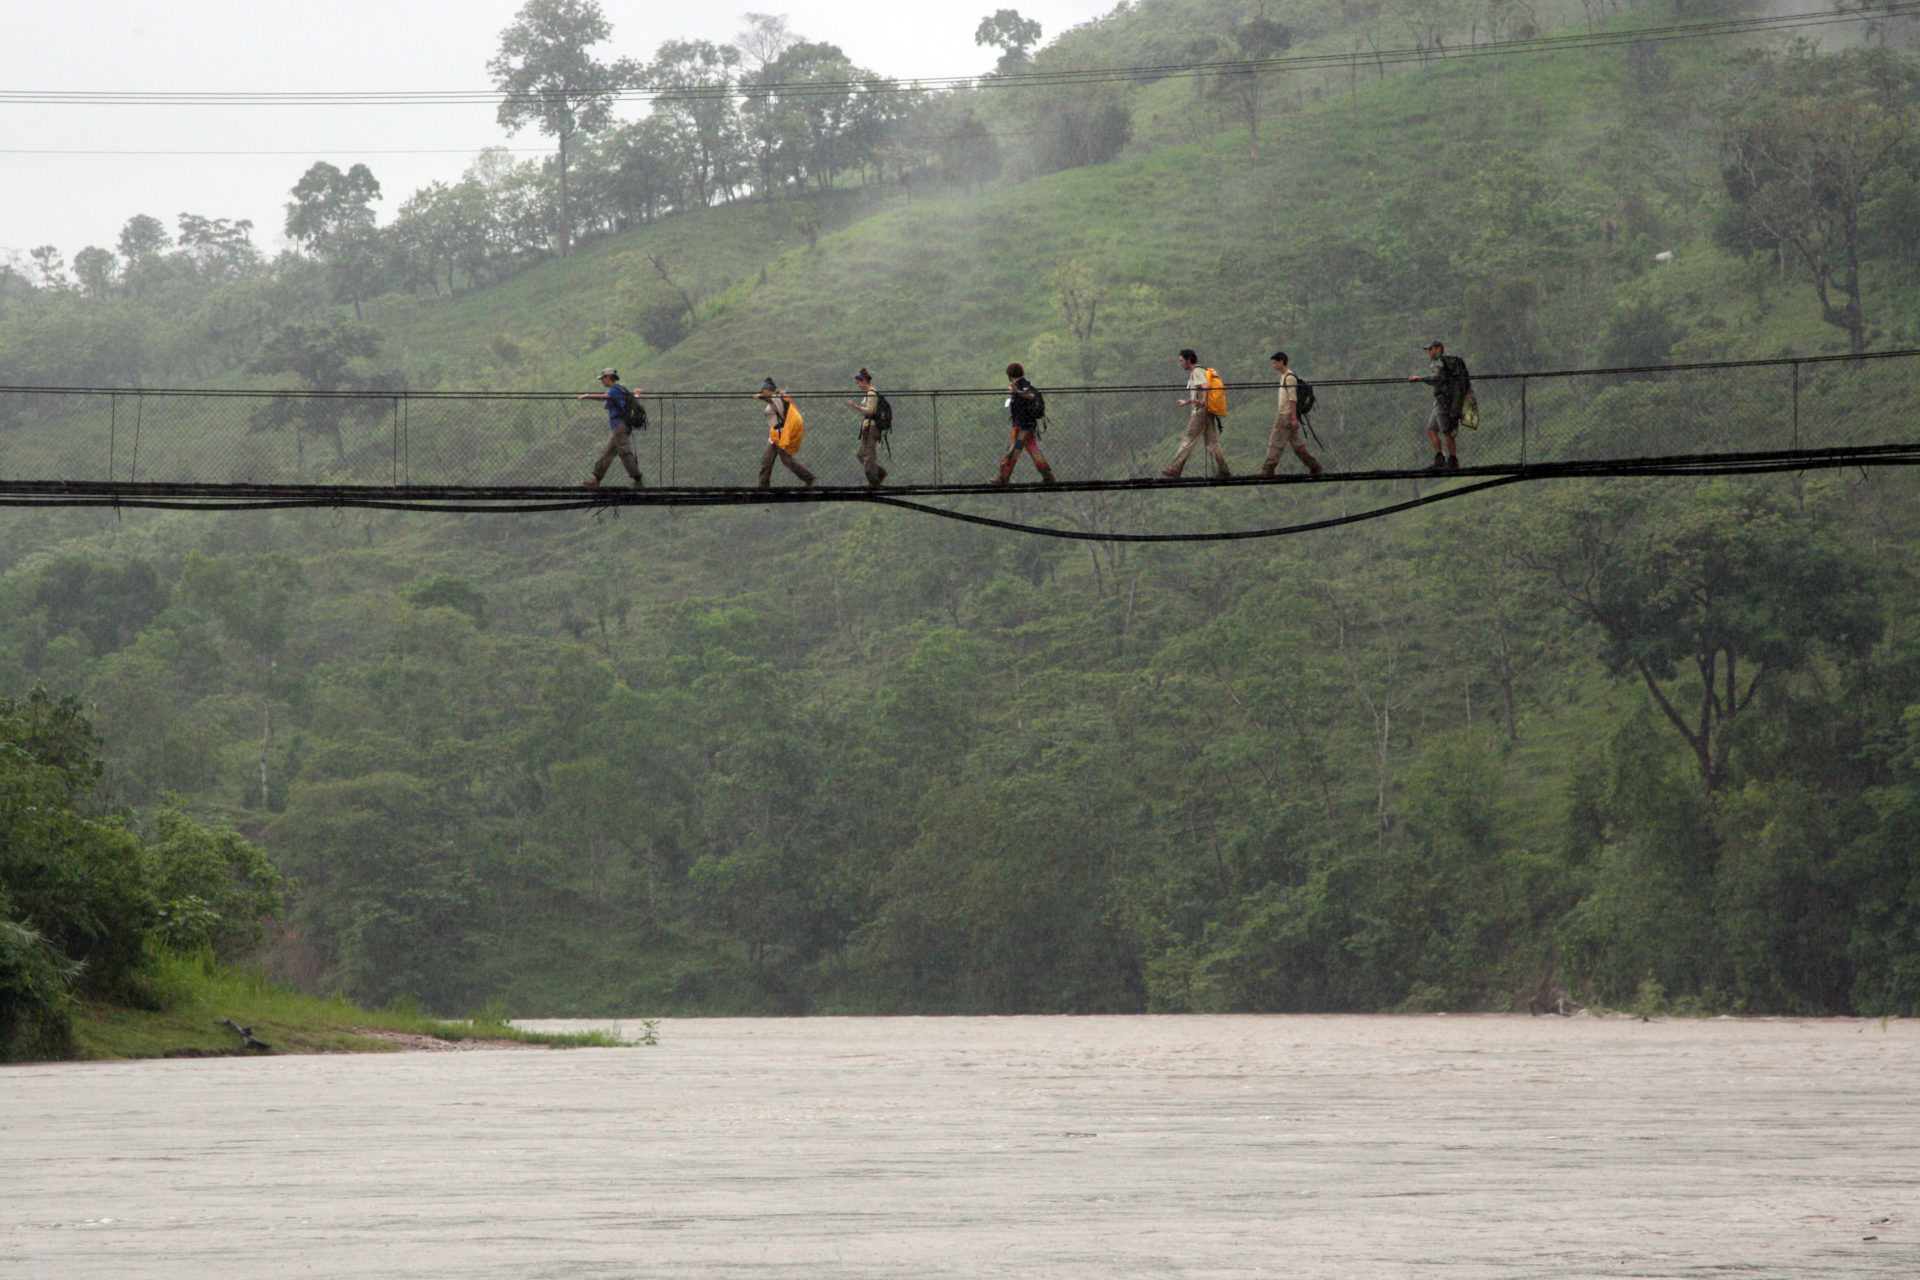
[{"left": 4, "top": 350, "right": 1917, "bottom": 490}]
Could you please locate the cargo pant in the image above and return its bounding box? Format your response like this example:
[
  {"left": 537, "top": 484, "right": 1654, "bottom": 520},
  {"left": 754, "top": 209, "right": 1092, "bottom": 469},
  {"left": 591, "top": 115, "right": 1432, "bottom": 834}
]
[
  {"left": 593, "top": 423, "right": 642, "bottom": 482},
  {"left": 758, "top": 440, "right": 816, "bottom": 487},
  {"left": 1166, "top": 408, "right": 1231, "bottom": 477},
  {"left": 855, "top": 421, "right": 886, "bottom": 486},
  {"left": 1263, "top": 411, "right": 1321, "bottom": 474}
]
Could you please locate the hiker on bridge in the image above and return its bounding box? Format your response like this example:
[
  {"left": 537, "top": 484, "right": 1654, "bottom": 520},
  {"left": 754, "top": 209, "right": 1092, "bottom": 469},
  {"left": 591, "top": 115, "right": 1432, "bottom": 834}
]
[
  {"left": 992, "top": 362, "right": 1057, "bottom": 486},
  {"left": 576, "top": 368, "right": 645, "bottom": 488},
  {"left": 1262, "top": 351, "right": 1322, "bottom": 477},
  {"left": 756, "top": 377, "right": 817, "bottom": 489},
  {"left": 1161, "top": 349, "right": 1232, "bottom": 480},
  {"left": 1409, "top": 339, "right": 1471, "bottom": 471},
  {"left": 844, "top": 368, "right": 890, "bottom": 488}
]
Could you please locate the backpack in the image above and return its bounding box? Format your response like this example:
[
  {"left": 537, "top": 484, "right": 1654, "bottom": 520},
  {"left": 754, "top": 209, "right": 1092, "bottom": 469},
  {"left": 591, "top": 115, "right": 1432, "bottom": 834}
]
[
  {"left": 1294, "top": 377, "right": 1316, "bottom": 418},
  {"left": 873, "top": 393, "right": 893, "bottom": 436},
  {"left": 1012, "top": 384, "right": 1046, "bottom": 430},
  {"left": 1440, "top": 355, "right": 1472, "bottom": 408},
  {"left": 1203, "top": 368, "right": 1228, "bottom": 418},
  {"left": 619, "top": 390, "right": 648, "bottom": 431},
  {"left": 781, "top": 396, "right": 804, "bottom": 433}
]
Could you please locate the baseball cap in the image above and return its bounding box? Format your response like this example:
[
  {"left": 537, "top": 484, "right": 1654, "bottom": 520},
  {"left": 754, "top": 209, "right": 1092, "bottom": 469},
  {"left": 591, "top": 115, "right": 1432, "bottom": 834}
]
[{"left": 599, "top": 368, "right": 619, "bottom": 379}]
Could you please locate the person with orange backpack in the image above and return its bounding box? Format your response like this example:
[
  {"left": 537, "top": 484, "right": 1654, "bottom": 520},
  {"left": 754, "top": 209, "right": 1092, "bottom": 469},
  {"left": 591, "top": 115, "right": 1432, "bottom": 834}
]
[
  {"left": 755, "top": 377, "right": 816, "bottom": 488},
  {"left": 1160, "top": 348, "right": 1232, "bottom": 479}
]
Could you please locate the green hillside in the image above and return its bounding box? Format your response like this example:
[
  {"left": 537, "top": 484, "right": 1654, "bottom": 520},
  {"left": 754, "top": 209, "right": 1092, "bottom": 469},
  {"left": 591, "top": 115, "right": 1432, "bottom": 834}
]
[{"left": 7, "top": 0, "right": 1920, "bottom": 1046}]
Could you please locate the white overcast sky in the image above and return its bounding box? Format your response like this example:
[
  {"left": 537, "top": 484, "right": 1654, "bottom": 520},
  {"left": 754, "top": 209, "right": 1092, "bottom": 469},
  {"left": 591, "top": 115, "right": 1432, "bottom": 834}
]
[{"left": 0, "top": 0, "right": 1117, "bottom": 264}]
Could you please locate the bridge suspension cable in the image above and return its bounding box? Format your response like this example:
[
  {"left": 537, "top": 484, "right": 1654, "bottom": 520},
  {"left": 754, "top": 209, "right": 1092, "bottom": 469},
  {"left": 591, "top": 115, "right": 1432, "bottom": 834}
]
[{"left": 0, "top": 445, "right": 1912, "bottom": 542}]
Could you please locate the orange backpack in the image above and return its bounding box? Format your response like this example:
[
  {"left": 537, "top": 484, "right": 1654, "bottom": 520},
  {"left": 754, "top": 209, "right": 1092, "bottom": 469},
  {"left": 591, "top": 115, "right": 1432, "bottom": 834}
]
[{"left": 1204, "top": 368, "right": 1228, "bottom": 417}]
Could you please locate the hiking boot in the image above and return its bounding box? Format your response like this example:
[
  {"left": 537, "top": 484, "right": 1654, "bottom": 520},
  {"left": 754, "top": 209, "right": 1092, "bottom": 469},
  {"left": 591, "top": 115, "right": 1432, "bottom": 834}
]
[
  {"left": 1259, "top": 464, "right": 1277, "bottom": 477},
  {"left": 1445, "top": 455, "right": 1460, "bottom": 470},
  {"left": 988, "top": 475, "right": 1009, "bottom": 487},
  {"left": 1213, "top": 466, "right": 1233, "bottom": 481},
  {"left": 873, "top": 468, "right": 888, "bottom": 487},
  {"left": 582, "top": 477, "right": 601, "bottom": 488},
  {"left": 1159, "top": 467, "right": 1182, "bottom": 479},
  {"left": 804, "top": 475, "right": 817, "bottom": 487},
  {"left": 1040, "top": 470, "right": 1058, "bottom": 486},
  {"left": 1426, "top": 453, "right": 1447, "bottom": 471},
  {"left": 1307, "top": 462, "right": 1324, "bottom": 476},
  {"left": 631, "top": 473, "right": 645, "bottom": 488}
]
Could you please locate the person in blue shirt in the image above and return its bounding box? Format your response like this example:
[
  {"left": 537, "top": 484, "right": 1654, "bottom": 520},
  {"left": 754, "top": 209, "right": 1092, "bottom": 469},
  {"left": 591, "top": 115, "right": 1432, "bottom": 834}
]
[{"left": 576, "top": 368, "right": 644, "bottom": 487}]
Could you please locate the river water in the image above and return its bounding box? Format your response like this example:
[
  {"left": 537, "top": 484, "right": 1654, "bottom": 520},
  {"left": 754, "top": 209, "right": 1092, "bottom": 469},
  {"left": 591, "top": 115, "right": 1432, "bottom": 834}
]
[{"left": 3, "top": 1015, "right": 1913, "bottom": 1278}]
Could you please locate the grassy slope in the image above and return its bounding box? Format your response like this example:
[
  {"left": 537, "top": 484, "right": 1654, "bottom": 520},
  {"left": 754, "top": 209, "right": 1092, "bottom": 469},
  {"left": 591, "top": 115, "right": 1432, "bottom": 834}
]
[{"left": 70, "top": 953, "right": 626, "bottom": 1060}]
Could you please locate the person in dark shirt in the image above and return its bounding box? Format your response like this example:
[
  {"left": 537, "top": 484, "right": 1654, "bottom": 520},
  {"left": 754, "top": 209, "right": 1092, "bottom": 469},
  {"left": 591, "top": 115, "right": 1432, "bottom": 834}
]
[
  {"left": 576, "top": 368, "right": 644, "bottom": 487},
  {"left": 992, "top": 361, "right": 1056, "bottom": 486}
]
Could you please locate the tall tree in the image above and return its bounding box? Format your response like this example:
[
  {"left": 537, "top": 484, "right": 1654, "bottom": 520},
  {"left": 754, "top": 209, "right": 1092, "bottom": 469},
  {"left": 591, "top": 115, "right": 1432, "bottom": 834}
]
[
  {"left": 646, "top": 40, "right": 743, "bottom": 207},
  {"left": 488, "top": 0, "right": 638, "bottom": 259},
  {"left": 284, "top": 162, "right": 384, "bottom": 318},
  {"left": 1717, "top": 48, "right": 1920, "bottom": 352},
  {"left": 115, "top": 214, "right": 171, "bottom": 299},
  {"left": 975, "top": 9, "right": 1043, "bottom": 76},
  {"left": 175, "top": 214, "right": 259, "bottom": 283},
  {"left": 733, "top": 12, "right": 799, "bottom": 73},
  {"left": 246, "top": 315, "right": 386, "bottom": 469},
  {"left": 70, "top": 247, "right": 116, "bottom": 301},
  {"left": 1519, "top": 484, "right": 1880, "bottom": 791},
  {"left": 1190, "top": 17, "right": 1293, "bottom": 162}
]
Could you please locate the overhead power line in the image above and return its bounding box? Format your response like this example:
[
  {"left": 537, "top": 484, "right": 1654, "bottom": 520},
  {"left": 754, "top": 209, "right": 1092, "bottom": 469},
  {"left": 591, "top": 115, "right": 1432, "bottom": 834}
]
[{"left": 1, "top": 5, "right": 1912, "bottom": 109}]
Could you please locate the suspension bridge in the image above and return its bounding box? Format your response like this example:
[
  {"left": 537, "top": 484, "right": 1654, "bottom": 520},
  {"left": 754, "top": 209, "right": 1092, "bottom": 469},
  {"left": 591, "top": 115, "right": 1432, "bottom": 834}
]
[{"left": 4, "top": 349, "right": 1916, "bottom": 540}]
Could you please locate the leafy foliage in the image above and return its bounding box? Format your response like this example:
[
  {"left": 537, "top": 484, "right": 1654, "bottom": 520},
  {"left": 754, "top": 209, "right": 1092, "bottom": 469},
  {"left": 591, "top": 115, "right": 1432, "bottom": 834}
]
[{"left": 5, "top": 5, "right": 1920, "bottom": 1023}]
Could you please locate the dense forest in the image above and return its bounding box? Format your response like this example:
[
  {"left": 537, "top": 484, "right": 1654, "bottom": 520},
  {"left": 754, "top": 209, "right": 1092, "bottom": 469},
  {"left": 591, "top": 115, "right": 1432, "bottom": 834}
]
[{"left": 5, "top": 0, "right": 1920, "bottom": 1041}]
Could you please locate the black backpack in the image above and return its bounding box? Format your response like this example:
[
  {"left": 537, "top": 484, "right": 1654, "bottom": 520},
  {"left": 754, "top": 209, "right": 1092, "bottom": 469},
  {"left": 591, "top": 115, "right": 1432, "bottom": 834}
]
[
  {"left": 1015, "top": 386, "right": 1047, "bottom": 430},
  {"left": 1295, "top": 378, "right": 1316, "bottom": 418},
  {"left": 619, "top": 389, "right": 648, "bottom": 431},
  {"left": 873, "top": 393, "right": 893, "bottom": 436}
]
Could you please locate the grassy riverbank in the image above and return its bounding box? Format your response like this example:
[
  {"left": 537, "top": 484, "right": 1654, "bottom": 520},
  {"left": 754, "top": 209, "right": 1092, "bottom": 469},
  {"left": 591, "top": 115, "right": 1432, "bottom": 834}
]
[{"left": 67, "top": 952, "right": 630, "bottom": 1061}]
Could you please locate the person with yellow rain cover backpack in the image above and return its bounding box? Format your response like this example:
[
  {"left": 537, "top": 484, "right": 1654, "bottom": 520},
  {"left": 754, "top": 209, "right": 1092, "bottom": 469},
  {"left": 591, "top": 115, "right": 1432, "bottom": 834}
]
[
  {"left": 1160, "top": 348, "right": 1232, "bottom": 479},
  {"left": 755, "top": 377, "right": 816, "bottom": 488}
]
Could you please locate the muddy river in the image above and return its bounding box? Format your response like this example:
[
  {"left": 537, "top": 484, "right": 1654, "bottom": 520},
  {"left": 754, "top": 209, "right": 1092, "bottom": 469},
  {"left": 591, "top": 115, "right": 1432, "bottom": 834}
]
[{"left": 3, "top": 1015, "right": 1913, "bottom": 1277}]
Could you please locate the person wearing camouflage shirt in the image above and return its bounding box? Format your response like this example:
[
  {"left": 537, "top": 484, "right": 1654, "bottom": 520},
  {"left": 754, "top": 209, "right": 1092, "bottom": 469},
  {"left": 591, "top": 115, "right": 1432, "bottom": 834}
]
[{"left": 1409, "top": 339, "right": 1470, "bottom": 471}]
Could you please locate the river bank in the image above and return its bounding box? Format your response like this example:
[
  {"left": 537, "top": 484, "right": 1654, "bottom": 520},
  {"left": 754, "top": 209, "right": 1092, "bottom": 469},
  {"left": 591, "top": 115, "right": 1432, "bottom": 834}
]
[{"left": 57, "top": 952, "right": 626, "bottom": 1061}]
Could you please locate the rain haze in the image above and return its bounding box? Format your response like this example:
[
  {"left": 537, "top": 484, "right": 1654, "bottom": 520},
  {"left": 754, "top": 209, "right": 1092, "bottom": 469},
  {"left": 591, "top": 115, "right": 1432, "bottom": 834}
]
[{"left": 0, "top": 0, "right": 1114, "bottom": 262}]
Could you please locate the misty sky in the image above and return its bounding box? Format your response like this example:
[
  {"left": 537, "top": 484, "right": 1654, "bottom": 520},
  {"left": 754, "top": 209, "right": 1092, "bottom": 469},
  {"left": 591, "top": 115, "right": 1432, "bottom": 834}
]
[{"left": 1, "top": 0, "right": 1116, "bottom": 266}]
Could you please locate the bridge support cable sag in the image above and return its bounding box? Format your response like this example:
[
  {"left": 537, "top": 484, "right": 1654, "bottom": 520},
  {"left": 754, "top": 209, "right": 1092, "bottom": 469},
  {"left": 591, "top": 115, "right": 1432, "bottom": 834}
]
[{"left": 0, "top": 444, "right": 1913, "bottom": 541}]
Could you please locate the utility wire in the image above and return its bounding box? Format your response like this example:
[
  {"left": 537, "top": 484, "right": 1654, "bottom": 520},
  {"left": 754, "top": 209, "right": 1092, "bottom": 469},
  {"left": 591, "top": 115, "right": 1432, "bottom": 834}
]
[{"left": 2, "top": 5, "right": 1910, "bottom": 108}]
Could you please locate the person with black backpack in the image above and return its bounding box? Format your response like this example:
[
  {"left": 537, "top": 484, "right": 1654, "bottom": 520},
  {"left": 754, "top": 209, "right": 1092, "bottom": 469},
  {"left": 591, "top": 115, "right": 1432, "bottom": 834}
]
[
  {"left": 575, "top": 367, "right": 644, "bottom": 487},
  {"left": 991, "top": 361, "right": 1057, "bottom": 486},
  {"left": 1261, "top": 350, "right": 1322, "bottom": 477},
  {"left": 844, "top": 368, "right": 890, "bottom": 488},
  {"left": 1408, "top": 339, "right": 1471, "bottom": 471}
]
